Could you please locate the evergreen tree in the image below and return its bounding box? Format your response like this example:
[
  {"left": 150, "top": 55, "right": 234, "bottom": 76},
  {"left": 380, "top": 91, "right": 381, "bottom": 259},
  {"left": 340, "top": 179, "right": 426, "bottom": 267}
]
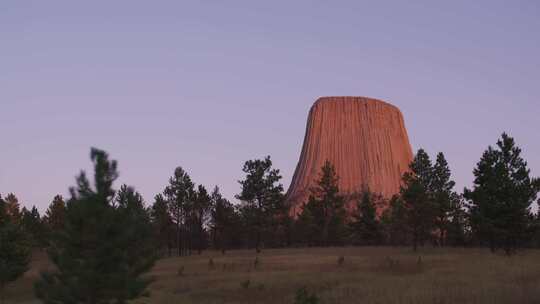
[
  {"left": 401, "top": 149, "right": 436, "bottom": 251},
  {"left": 163, "top": 167, "right": 195, "bottom": 256},
  {"left": 275, "top": 205, "right": 295, "bottom": 247},
  {"left": 43, "top": 195, "right": 66, "bottom": 233},
  {"left": 532, "top": 212, "right": 540, "bottom": 248},
  {"left": 349, "top": 190, "right": 384, "bottom": 245},
  {"left": 296, "top": 197, "right": 321, "bottom": 246},
  {"left": 431, "top": 152, "right": 457, "bottom": 246},
  {"left": 464, "top": 133, "right": 540, "bottom": 254},
  {"left": 21, "top": 206, "right": 45, "bottom": 248},
  {"left": 193, "top": 185, "right": 212, "bottom": 254},
  {"left": 0, "top": 195, "right": 31, "bottom": 304},
  {"left": 165, "top": 169, "right": 191, "bottom": 256},
  {"left": 150, "top": 194, "right": 174, "bottom": 256},
  {"left": 302, "top": 160, "right": 346, "bottom": 246},
  {"left": 20, "top": 206, "right": 29, "bottom": 221},
  {"left": 114, "top": 184, "right": 156, "bottom": 288},
  {"left": 209, "top": 186, "right": 236, "bottom": 254},
  {"left": 34, "top": 148, "right": 156, "bottom": 303},
  {"left": 0, "top": 195, "right": 6, "bottom": 226},
  {"left": 446, "top": 194, "right": 468, "bottom": 247},
  {"left": 236, "top": 156, "right": 284, "bottom": 252},
  {"left": 4, "top": 193, "right": 21, "bottom": 223},
  {"left": 380, "top": 195, "right": 409, "bottom": 246}
]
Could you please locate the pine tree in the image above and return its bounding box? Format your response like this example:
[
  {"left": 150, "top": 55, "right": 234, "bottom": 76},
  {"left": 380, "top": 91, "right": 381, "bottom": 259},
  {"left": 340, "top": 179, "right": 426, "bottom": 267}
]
[
  {"left": 0, "top": 195, "right": 6, "bottom": 226},
  {"left": 164, "top": 167, "right": 196, "bottom": 256},
  {"left": 114, "top": 184, "right": 156, "bottom": 290},
  {"left": 209, "top": 186, "right": 236, "bottom": 254},
  {"left": 34, "top": 148, "right": 156, "bottom": 303},
  {"left": 193, "top": 185, "right": 212, "bottom": 254},
  {"left": 464, "top": 133, "right": 540, "bottom": 254},
  {"left": 4, "top": 193, "right": 21, "bottom": 223},
  {"left": 150, "top": 194, "right": 174, "bottom": 256},
  {"left": 236, "top": 156, "right": 284, "bottom": 252},
  {"left": 532, "top": 212, "right": 540, "bottom": 248},
  {"left": 297, "top": 197, "right": 322, "bottom": 246},
  {"left": 349, "top": 190, "right": 384, "bottom": 245},
  {"left": 431, "top": 152, "right": 457, "bottom": 246},
  {"left": 0, "top": 195, "right": 31, "bottom": 304},
  {"left": 43, "top": 195, "right": 66, "bottom": 233},
  {"left": 20, "top": 206, "right": 45, "bottom": 248},
  {"left": 401, "top": 149, "right": 436, "bottom": 251},
  {"left": 380, "top": 195, "right": 409, "bottom": 246},
  {"left": 302, "top": 160, "right": 346, "bottom": 246},
  {"left": 446, "top": 194, "right": 468, "bottom": 247}
]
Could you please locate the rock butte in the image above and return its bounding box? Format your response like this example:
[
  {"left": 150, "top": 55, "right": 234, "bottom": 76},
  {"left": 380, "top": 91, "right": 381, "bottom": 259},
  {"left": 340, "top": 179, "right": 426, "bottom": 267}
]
[{"left": 286, "top": 96, "right": 413, "bottom": 216}]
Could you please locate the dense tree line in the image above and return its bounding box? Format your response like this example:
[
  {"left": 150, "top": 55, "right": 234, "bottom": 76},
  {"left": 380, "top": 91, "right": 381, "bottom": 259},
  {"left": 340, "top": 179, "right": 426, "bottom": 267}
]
[
  {"left": 147, "top": 132, "right": 538, "bottom": 254},
  {"left": 1, "top": 132, "right": 539, "bottom": 302}
]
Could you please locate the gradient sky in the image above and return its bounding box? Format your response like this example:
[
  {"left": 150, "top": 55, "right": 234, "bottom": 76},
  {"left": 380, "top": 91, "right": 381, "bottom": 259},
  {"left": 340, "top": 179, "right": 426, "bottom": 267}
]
[{"left": 1, "top": 1, "right": 539, "bottom": 212}]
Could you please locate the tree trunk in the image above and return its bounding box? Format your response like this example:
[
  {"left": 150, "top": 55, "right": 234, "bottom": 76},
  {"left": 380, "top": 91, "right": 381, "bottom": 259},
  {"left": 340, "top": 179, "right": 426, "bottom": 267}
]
[
  {"left": 177, "top": 220, "right": 181, "bottom": 257},
  {"left": 198, "top": 220, "right": 204, "bottom": 255},
  {"left": 322, "top": 206, "right": 330, "bottom": 246}
]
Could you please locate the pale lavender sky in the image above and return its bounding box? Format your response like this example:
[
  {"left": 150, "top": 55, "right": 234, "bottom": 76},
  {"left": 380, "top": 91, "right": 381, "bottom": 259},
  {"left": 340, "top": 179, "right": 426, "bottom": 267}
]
[{"left": 1, "top": 1, "right": 539, "bottom": 212}]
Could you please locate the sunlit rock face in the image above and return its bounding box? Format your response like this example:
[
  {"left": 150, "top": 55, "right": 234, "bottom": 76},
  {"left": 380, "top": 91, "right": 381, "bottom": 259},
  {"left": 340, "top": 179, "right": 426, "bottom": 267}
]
[{"left": 287, "top": 96, "right": 413, "bottom": 216}]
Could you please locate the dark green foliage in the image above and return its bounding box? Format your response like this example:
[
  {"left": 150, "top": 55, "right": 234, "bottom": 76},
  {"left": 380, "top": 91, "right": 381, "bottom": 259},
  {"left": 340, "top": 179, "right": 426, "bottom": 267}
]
[
  {"left": 446, "top": 195, "right": 468, "bottom": 247},
  {"left": 532, "top": 213, "right": 540, "bottom": 248},
  {"left": 20, "top": 206, "right": 46, "bottom": 248},
  {"left": 43, "top": 195, "right": 66, "bottom": 233},
  {"left": 431, "top": 152, "right": 458, "bottom": 247},
  {"left": 240, "top": 279, "right": 250, "bottom": 289},
  {"left": 380, "top": 195, "right": 409, "bottom": 245},
  {"left": 4, "top": 193, "right": 21, "bottom": 223},
  {"left": 158, "top": 170, "right": 215, "bottom": 256},
  {"left": 401, "top": 149, "right": 437, "bottom": 251},
  {"left": 150, "top": 194, "right": 174, "bottom": 256},
  {"left": 34, "top": 148, "right": 156, "bottom": 303},
  {"left": 464, "top": 133, "right": 540, "bottom": 254},
  {"left": 295, "top": 202, "right": 319, "bottom": 246},
  {"left": 349, "top": 190, "right": 384, "bottom": 245},
  {"left": 294, "top": 287, "right": 320, "bottom": 304},
  {"left": 114, "top": 184, "right": 156, "bottom": 288},
  {"left": 393, "top": 149, "right": 462, "bottom": 249},
  {"left": 164, "top": 167, "right": 196, "bottom": 256},
  {"left": 210, "top": 186, "right": 236, "bottom": 254},
  {"left": 299, "top": 160, "right": 346, "bottom": 246},
  {"left": 193, "top": 185, "right": 212, "bottom": 254},
  {"left": 0, "top": 195, "right": 31, "bottom": 302},
  {"left": 0, "top": 196, "right": 6, "bottom": 226},
  {"left": 236, "top": 156, "right": 284, "bottom": 252}
]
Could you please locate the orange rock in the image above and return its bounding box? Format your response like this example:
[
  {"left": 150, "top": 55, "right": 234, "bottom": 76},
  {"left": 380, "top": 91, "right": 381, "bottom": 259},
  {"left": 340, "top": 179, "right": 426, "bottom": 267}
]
[{"left": 287, "top": 97, "right": 413, "bottom": 216}]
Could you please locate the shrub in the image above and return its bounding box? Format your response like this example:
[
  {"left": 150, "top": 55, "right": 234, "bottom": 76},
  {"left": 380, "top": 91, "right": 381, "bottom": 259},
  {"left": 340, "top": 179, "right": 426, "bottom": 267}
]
[
  {"left": 241, "top": 279, "right": 251, "bottom": 289},
  {"left": 294, "top": 287, "right": 320, "bottom": 304}
]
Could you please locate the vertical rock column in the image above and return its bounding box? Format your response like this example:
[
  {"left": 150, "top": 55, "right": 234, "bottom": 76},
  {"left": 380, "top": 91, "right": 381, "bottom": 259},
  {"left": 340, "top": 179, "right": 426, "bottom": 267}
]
[{"left": 287, "top": 96, "right": 413, "bottom": 216}]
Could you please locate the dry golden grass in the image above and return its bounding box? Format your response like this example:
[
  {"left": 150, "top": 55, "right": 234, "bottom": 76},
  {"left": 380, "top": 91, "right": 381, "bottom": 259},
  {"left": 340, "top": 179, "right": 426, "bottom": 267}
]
[{"left": 5, "top": 247, "right": 540, "bottom": 303}]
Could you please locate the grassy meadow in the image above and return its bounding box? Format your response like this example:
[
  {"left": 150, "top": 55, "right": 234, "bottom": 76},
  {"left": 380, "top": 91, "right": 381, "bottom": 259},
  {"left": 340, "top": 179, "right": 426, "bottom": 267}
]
[{"left": 5, "top": 247, "right": 540, "bottom": 304}]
